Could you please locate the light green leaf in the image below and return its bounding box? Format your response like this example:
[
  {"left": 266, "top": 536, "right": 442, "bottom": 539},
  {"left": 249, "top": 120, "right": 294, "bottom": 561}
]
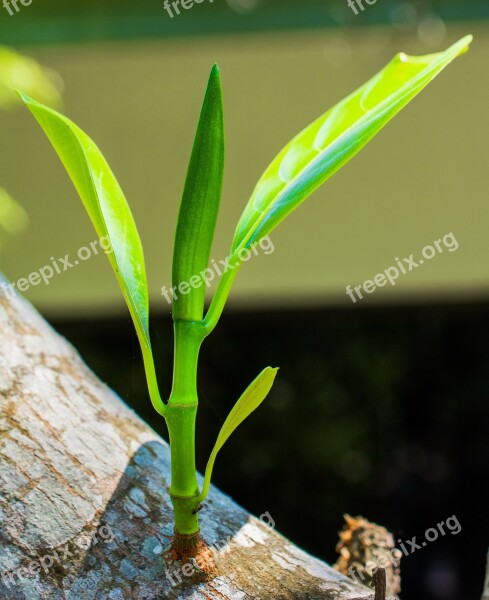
[
  {"left": 232, "top": 35, "right": 473, "bottom": 251},
  {"left": 19, "top": 93, "right": 165, "bottom": 415},
  {"left": 198, "top": 366, "right": 278, "bottom": 502},
  {"left": 172, "top": 64, "right": 224, "bottom": 322}
]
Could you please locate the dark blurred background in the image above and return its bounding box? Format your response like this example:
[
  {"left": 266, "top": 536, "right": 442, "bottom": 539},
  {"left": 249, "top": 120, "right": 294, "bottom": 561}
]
[
  {"left": 52, "top": 301, "right": 489, "bottom": 600},
  {"left": 1, "top": 1, "right": 489, "bottom": 599}
]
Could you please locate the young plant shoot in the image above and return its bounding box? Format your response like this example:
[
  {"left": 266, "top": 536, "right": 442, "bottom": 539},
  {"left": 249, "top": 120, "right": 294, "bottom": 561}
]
[{"left": 19, "top": 35, "right": 471, "bottom": 554}]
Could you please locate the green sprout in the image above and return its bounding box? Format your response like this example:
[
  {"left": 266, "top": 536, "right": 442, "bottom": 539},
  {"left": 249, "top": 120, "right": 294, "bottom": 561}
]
[{"left": 18, "top": 35, "right": 471, "bottom": 553}]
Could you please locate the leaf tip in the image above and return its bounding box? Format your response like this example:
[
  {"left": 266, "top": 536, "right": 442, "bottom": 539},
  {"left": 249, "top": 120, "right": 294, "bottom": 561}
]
[
  {"left": 16, "top": 89, "right": 32, "bottom": 105},
  {"left": 451, "top": 34, "right": 473, "bottom": 57},
  {"left": 264, "top": 366, "right": 280, "bottom": 382},
  {"left": 16, "top": 90, "right": 44, "bottom": 116},
  {"left": 209, "top": 63, "right": 222, "bottom": 90}
]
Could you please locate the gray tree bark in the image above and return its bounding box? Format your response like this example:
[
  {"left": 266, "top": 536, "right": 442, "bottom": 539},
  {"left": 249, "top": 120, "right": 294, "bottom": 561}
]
[{"left": 0, "top": 284, "right": 378, "bottom": 599}]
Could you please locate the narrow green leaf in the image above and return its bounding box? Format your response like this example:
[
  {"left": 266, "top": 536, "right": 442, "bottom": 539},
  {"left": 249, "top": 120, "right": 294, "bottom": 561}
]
[
  {"left": 19, "top": 93, "right": 166, "bottom": 415},
  {"left": 232, "top": 35, "right": 472, "bottom": 251},
  {"left": 198, "top": 366, "right": 278, "bottom": 502},
  {"left": 172, "top": 64, "right": 224, "bottom": 322}
]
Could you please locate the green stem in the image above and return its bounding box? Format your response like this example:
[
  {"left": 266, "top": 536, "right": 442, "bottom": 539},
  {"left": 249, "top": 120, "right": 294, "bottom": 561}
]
[
  {"left": 167, "top": 404, "right": 200, "bottom": 536},
  {"left": 167, "top": 320, "right": 205, "bottom": 539},
  {"left": 203, "top": 262, "right": 241, "bottom": 336}
]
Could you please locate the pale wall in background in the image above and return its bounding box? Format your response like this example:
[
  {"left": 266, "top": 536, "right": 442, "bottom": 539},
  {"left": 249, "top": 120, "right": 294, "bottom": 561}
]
[{"left": 1, "top": 24, "right": 487, "bottom": 317}]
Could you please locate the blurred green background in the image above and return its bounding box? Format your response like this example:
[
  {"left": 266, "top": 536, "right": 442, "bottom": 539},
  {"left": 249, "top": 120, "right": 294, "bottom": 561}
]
[{"left": 1, "top": 2, "right": 489, "bottom": 599}]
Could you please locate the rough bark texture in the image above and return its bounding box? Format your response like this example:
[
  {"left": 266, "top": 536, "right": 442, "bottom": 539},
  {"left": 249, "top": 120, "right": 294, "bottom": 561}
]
[
  {"left": 0, "top": 285, "right": 378, "bottom": 599},
  {"left": 333, "top": 515, "right": 401, "bottom": 598}
]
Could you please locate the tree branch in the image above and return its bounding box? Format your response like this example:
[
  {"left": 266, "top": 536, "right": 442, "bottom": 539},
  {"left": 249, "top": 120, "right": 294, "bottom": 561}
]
[{"left": 0, "top": 281, "right": 375, "bottom": 598}]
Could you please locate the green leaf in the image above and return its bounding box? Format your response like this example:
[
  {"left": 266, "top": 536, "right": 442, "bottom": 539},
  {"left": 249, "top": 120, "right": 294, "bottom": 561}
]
[
  {"left": 198, "top": 366, "right": 278, "bottom": 502},
  {"left": 19, "top": 93, "right": 150, "bottom": 346},
  {"left": 232, "top": 35, "right": 473, "bottom": 251},
  {"left": 172, "top": 64, "right": 224, "bottom": 322},
  {"left": 19, "top": 93, "right": 166, "bottom": 415}
]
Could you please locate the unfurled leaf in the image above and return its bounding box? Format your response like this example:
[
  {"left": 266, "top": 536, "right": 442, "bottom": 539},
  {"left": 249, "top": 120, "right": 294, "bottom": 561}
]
[
  {"left": 172, "top": 64, "right": 224, "bottom": 322},
  {"left": 198, "top": 366, "right": 278, "bottom": 501},
  {"left": 19, "top": 93, "right": 166, "bottom": 415},
  {"left": 232, "top": 35, "right": 472, "bottom": 251}
]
